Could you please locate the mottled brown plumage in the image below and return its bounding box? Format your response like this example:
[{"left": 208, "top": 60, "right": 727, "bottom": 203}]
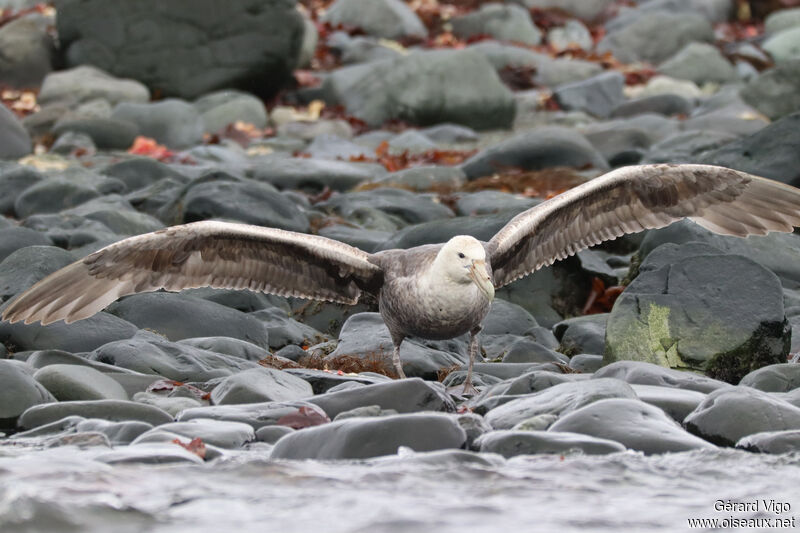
[{"left": 4, "top": 164, "right": 800, "bottom": 393}]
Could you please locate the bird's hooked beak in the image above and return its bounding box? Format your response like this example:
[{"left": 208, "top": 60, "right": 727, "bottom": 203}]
[{"left": 469, "top": 260, "right": 495, "bottom": 300}]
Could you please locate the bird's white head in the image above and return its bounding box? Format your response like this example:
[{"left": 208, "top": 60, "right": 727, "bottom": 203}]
[{"left": 436, "top": 235, "right": 495, "bottom": 300}]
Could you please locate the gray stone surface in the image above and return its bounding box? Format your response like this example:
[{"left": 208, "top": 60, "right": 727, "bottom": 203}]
[
  {"left": 0, "top": 246, "right": 74, "bottom": 301},
  {"left": 739, "top": 364, "right": 800, "bottom": 392},
  {"left": 177, "top": 400, "right": 330, "bottom": 430},
  {"left": 57, "top": 0, "right": 303, "bottom": 100},
  {"left": 0, "top": 15, "right": 53, "bottom": 88},
  {"left": 322, "top": 0, "right": 427, "bottom": 40},
  {"left": 630, "top": 384, "right": 706, "bottom": 423},
  {"left": 210, "top": 368, "right": 313, "bottom": 405},
  {"left": 0, "top": 105, "right": 33, "bottom": 160},
  {"left": 135, "top": 419, "right": 255, "bottom": 448},
  {"left": 33, "top": 364, "right": 128, "bottom": 401},
  {"left": 765, "top": 7, "right": 800, "bottom": 35},
  {"left": 554, "top": 314, "right": 607, "bottom": 356},
  {"left": 451, "top": 4, "right": 541, "bottom": 45},
  {"left": 736, "top": 430, "right": 800, "bottom": 453},
  {"left": 111, "top": 99, "right": 204, "bottom": 149},
  {"left": 484, "top": 378, "right": 638, "bottom": 429},
  {"left": 0, "top": 360, "right": 56, "bottom": 424},
  {"left": 554, "top": 72, "right": 625, "bottom": 118},
  {"left": 740, "top": 60, "right": 800, "bottom": 120},
  {"left": 250, "top": 155, "right": 386, "bottom": 192},
  {"left": 37, "top": 65, "right": 149, "bottom": 108},
  {"left": 593, "top": 361, "right": 728, "bottom": 393},
  {"left": 550, "top": 398, "right": 715, "bottom": 454},
  {"left": 763, "top": 26, "right": 800, "bottom": 63},
  {"left": 322, "top": 50, "right": 515, "bottom": 130},
  {"left": 476, "top": 429, "right": 625, "bottom": 457},
  {"left": 270, "top": 413, "right": 466, "bottom": 459},
  {"left": 658, "top": 42, "right": 736, "bottom": 84},
  {"left": 194, "top": 90, "right": 268, "bottom": 132},
  {"left": 18, "top": 399, "right": 173, "bottom": 430},
  {"left": 75, "top": 418, "right": 153, "bottom": 445}
]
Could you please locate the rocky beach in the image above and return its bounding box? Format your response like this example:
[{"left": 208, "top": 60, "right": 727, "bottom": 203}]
[{"left": 2, "top": 0, "right": 800, "bottom": 531}]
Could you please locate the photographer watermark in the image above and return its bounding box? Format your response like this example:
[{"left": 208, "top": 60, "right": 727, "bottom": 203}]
[{"left": 688, "top": 499, "right": 795, "bottom": 529}]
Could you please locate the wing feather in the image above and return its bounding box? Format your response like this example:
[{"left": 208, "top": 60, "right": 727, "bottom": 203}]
[
  {"left": 2, "top": 220, "right": 383, "bottom": 325},
  {"left": 486, "top": 164, "right": 800, "bottom": 288}
]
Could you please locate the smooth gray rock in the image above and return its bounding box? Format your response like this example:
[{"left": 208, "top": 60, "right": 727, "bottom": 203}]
[
  {"left": 460, "top": 126, "right": 608, "bottom": 180},
  {"left": 255, "top": 424, "right": 294, "bottom": 444},
  {"left": 736, "top": 430, "right": 800, "bottom": 453},
  {"left": 598, "top": 12, "right": 713, "bottom": 64},
  {"left": 270, "top": 413, "right": 466, "bottom": 459},
  {"left": 516, "top": 0, "right": 615, "bottom": 21},
  {"left": 37, "top": 65, "right": 149, "bottom": 108},
  {"left": 91, "top": 331, "right": 260, "bottom": 382},
  {"left": 325, "top": 313, "right": 466, "bottom": 379},
  {"left": 0, "top": 227, "right": 51, "bottom": 264},
  {"left": 451, "top": 4, "right": 541, "bottom": 45},
  {"left": 250, "top": 155, "right": 385, "bottom": 192},
  {"left": 57, "top": 0, "right": 303, "bottom": 100},
  {"left": 631, "top": 384, "right": 706, "bottom": 422},
  {"left": 13, "top": 179, "right": 100, "bottom": 218},
  {"left": 18, "top": 399, "right": 173, "bottom": 430},
  {"left": 548, "top": 20, "right": 593, "bottom": 51},
  {"left": 484, "top": 378, "right": 638, "bottom": 429},
  {"left": 484, "top": 371, "right": 591, "bottom": 398},
  {"left": 765, "top": 7, "right": 800, "bottom": 35},
  {"left": 134, "top": 418, "right": 254, "bottom": 448},
  {"left": 283, "top": 368, "right": 388, "bottom": 395},
  {"left": 107, "top": 293, "right": 269, "bottom": 348},
  {"left": 132, "top": 392, "right": 205, "bottom": 418},
  {"left": 594, "top": 361, "right": 728, "bottom": 393},
  {"left": 0, "top": 15, "right": 54, "bottom": 88},
  {"left": 685, "top": 386, "right": 800, "bottom": 446},
  {"left": 249, "top": 307, "right": 327, "bottom": 350},
  {"left": 94, "top": 443, "right": 204, "bottom": 465},
  {"left": 210, "top": 368, "right": 312, "bottom": 405},
  {"left": 51, "top": 117, "right": 138, "bottom": 150},
  {"left": 739, "top": 364, "right": 800, "bottom": 392},
  {"left": 194, "top": 90, "right": 268, "bottom": 132},
  {"left": 611, "top": 94, "right": 694, "bottom": 119},
  {"left": 375, "top": 166, "right": 467, "bottom": 192},
  {"left": 0, "top": 360, "right": 56, "bottom": 424},
  {"left": 658, "top": 42, "right": 736, "bottom": 84},
  {"left": 0, "top": 310, "right": 137, "bottom": 353},
  {"left": 550, "top": 398, "right": 715, "bottom": 454},
  {"left": 307, "top": 378, "right": 455, "bottom": 419},
  {"left": 323, "top": 0, "right": 426, "bottom": 40},
  {"left": 569, "top": 354, "right": 603, "bottom": 373},
  {"left": 111, "top": 99, "right": 204, "bottom": 149},
  {"left": 0, "top": 165, "right": 43, "bottom": 215},
  {"left": 454, "top": 191, "right": 539, "bottom": 217},
  {"left": 554, "top": 314, "right": 607, "bottom": 356},
  {"left": 0, "top": 246, "right": 75, "bottom": 301},
  {"left": 554, "top": 71, "right": 625, "bottom": 118},
  {"left": 740, "top": 60, "right": 800, "bottom": 120},
  {"left": 477, "top": 429, "right": 625, "bottom": 457},
  {"left": 0, "top": 102, "right": 33, "bottom": 160},
  {"left": 33, "top": 364, "right": 128, "bottom": 401},
  {"left": 305, "top": 134, "right": 372, "bottom": 160},
  {"left": 75, "top": 418, "right": 153, "bottom": 445},
  {"left": 763, "top": 26, "right": 800, "bottom": 63},
  {"left": 643, "top": 130, "right": 737, "bottom": 164},
  {"left": 501, "top": 337, "right": 567, "bottom": 364},
  {"left": 317, "top": 187, "right": 454, "bottom": 227},
  {"left": 177, "top": 336, "right": 269, "bottom": 362},
  {"left": 323, "top": 49, "right": 515, "bottom": 130},
  {"left": 177, "top": 400, "right": 330, "bottom": 430},
  {"left": 604, "top": 250, "right": 789, "bottom": 383}
]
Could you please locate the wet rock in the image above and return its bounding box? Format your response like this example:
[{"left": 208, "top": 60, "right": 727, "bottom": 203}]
[
  {"left": 739, "top": 364, "right": 800, "bottom": 393},
  {"left": 451, "top": 4, "right": 541, "bottom": 45},
  {"left": 0, "top": 311, "right": 137, "bottom": 353},
  {"left": 103, "top": 157, "right": 189, "bottom": 193},
  {"left": 604, "top": 250, "right": 789, "bottom": 383},
  {"left": 0, "top": 360, "right": 56, "bottom": 426},
  {"left": 456, "top": 412, "right": 492, "bottom": 450},
  {"left": 477, "top": 429, "right": 625, "bottom": 457},
  {"left": 501, "top": 338, "right": 567, "bottom": 364},
  {"left": 317, "top": 187, "right": 453, "bottom": 227},
  {"left": 658, "top": 42, "right": 736, "bottom": 84},
  {"left": 75, "top": 418, "right": 153, "bottom": 445},
  {"left": 453, "top": 191, "right": 539, "bottom": 217},
  {"left": 554, "top": 71, "right": 625, "bottom": 118},
  {"left": 736, "top": 430, "right": 800, "bottom": 453},
  {"left": 0, "top": 227, "right": 51, "bottom": 263},
  {"left": 631, "top": 384, "right": 706, "bottom": 422},
  {"left": 554, "top": 314, "right": 607, "bottom": 356},
  {"left": 485, "top": 371, "right": 590, "bottom": 398},
  {"left": 593, "top": 361, "right": 728, "bottom": 393},
  {"left": 322, "top": 49, "right": 514, "bottom": 130},
  {"left": 177, "top": 400, "right": 329, "bottom": 430},
  {"left": 643, "top": 130, "right": 737, "bottom": 164},
  {"left": 52, "top": 117, "right": 138, "bottom": 150},
  {"left": 598, "top": 12, "right": 713, "bottom": 64},
  {"left": 550, "top": 398, "right": 714, "bottom": 454},
  {"left": 0, "top": 246, "right": 74, "bottom": 301},
  {"left": 685, "top": 386, "right": 800, "bottom": 446},
  {"left": 0, "top": 165, "right": 43, "bottom": 216},
  {"left": 94, "top": 443, "right": 204, "bottom": 465},
  {"left": 13, "top": 179, "right": 100, "bottom": 218},
  {"left": 460, "top": 126, "right": 607, "bottom": 180},
  {"left": 763, "top": 26, "right": 800, "bottom": 63},
  {"left": 57, "top": 0, "right": 303, "bottom": 100},
  {"left": 132, "top": 392, "right": 205, "bottom": 417},
  {"left": 210, "top": 368, "right": 312, "bottom": 405},
  {"left": 0, "top": 15, "right": 54, "bottom": 88},
  {"left": 181, "top": 178, "right": 310, "bottom": 232},
  {"left": 111, "top": 99, "right": 204, "bottom": 149},
  {"left": 283, "top": 368, "right": 388, "bottom": 395},
  {"left": 305, "top": 134, "right": 372, "bottom": 160},
  {"left": 194, "top": 90, "right": 268, "bottom": 132},
  {"left": 697, "top": 111, "right": 800, "bottom": 186},
  {"left": 386, "top": 130, "right": 437, "bottom": 154},
  {"left": 33, "top": 364, "right": 128, "bottom": 401},
  {"left": 374, "top": 166, "right": 466, "bottom": 192},
  {"left": 270, "top": 413, "right": 466, "bottom": 459},
  {"left": 135, "top": 419, "right": 254, "bottom": 448},
  {"left": 637, "top": 75, "right": 702, "bottom": 100},
  {"left": 177, "top": 337, "right": 269, "bottom": 363},
  {"left": 107, "top": 293, "right": 269, "bottom": 348},
  {"left": 740, "top": 60, "right": 800, "bottom": 120},
  {"left": 325, "top": 313, "right": 465, "bottom": 379},
  {"left": 484, "top": 378, "right": 637, "bottom": 429},
  {"left": 250, "top": 307, "right": 327, "bottom": 350},
  {"left": 519, "top": 0, "right": 615, "bottom": 21},
  {"left": 250, "top": 155, "right": 385, "bottom": 192},
  {"left": 569, "top": 354, "right": 603, "bottom": 373},
  {"left": 765, "top": 7, "right": 800, "bottom": 35},
  {"left": 18, "top": 399, "right": 173, "bottom": 430},
  {"left": 38, "top": 65, "right": 149, "bottom": 108},
  {"left": 255, "top": 424, "right": 294, "bottom": 444},
  {"left": 50, "top": 131, "right": 97, "bottom": 156},
  {"left": 307, "top": 378, "right": 455, "bottom": 419},
  {"left": 611, "top": 94, "right": 694, "bottom": 118},
  {"left": 91, "top": 331, "right": 260, "bottom": 382},
  {"left": 323, "top": 0, "right": 426, "bottom": 40}
]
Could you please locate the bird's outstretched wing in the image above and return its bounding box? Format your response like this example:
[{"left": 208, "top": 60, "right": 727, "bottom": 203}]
[
  {"left": 485, "top": 164, "right": 800, "bottom": 288},
  {"left": 2, "top": 221, "right": 383, "bottom": 325}
]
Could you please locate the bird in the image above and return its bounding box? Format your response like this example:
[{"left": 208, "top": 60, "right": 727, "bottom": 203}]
[{"left": 4, "top": 163, "right": 800, "bottom": 395}]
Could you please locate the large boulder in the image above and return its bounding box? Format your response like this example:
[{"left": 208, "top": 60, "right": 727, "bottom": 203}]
[
  {"left": 56, "top": 0, "right": 304, "bottom": 100},
  {"left": 322, "top": 49, "right": 515, "bottom": 130},
  {"left": 605, "top": 244, "right": 789, "bottom": 383}
]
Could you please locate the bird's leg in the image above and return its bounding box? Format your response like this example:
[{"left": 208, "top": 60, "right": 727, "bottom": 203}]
[
  {"left": 391, "top": 336, "right": 407, "bottom": 379},
  {"left": 461, "top": 326, "right": 482, "bottom": 396}
]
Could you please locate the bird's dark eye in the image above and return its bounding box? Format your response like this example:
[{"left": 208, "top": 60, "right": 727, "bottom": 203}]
[{"left": 458, "top": 253, "right": 465, "bottom": 259}]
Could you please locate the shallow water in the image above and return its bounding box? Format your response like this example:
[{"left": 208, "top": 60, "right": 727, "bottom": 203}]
[{"left": 1, "top": 445, "right": 798, "bottom": 533}]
